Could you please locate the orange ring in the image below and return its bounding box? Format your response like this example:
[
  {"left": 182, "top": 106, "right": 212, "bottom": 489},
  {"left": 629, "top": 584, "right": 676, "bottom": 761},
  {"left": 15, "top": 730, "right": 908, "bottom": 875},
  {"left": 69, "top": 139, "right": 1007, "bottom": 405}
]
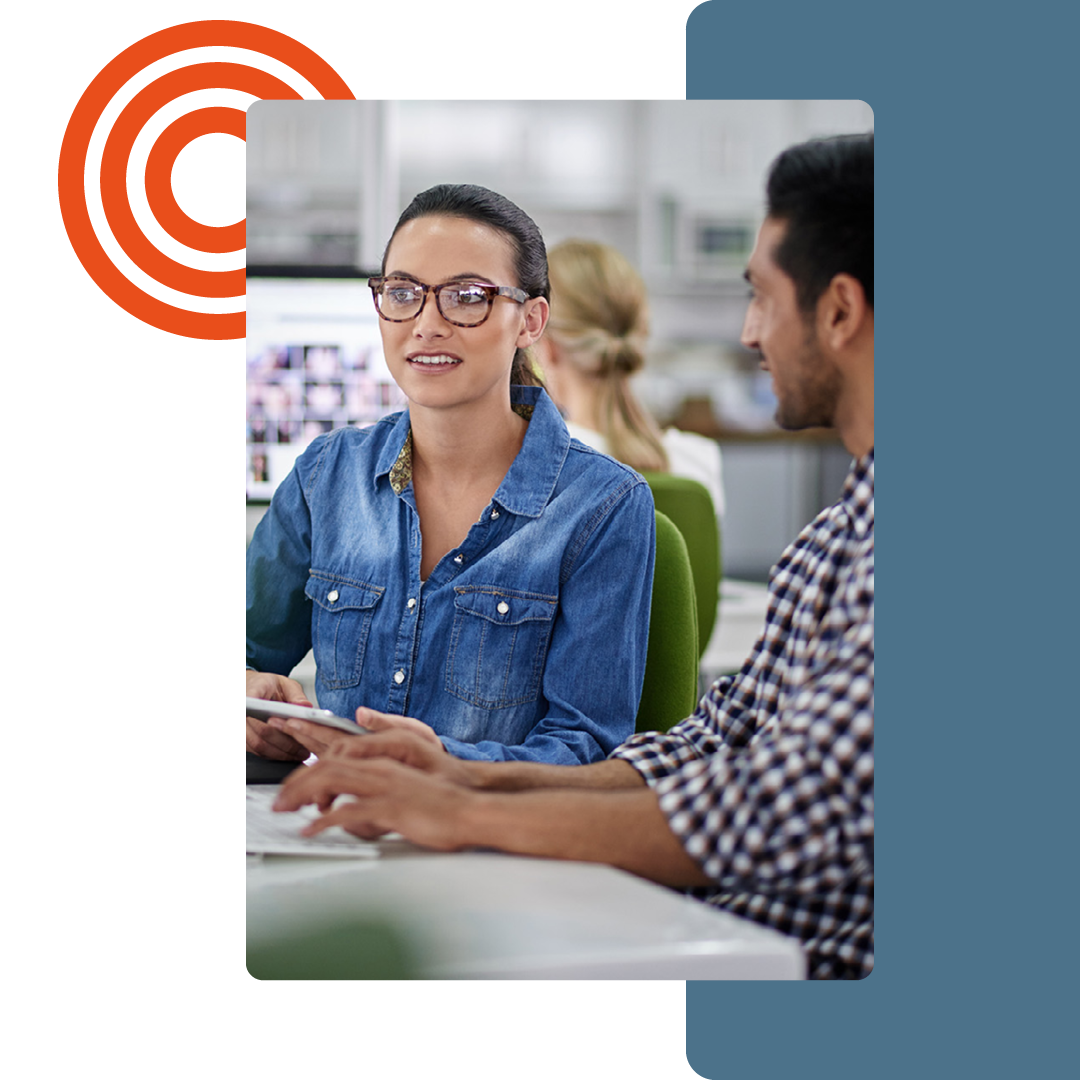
[
  {"left": 58, "top": 20, "right": 353, "bottom": 340},
  {"left": 145, "top": 107, "right": 246, "bottom": 254},
  {"left": 101, "top": 63, "right": 297, "bottom": 298}
]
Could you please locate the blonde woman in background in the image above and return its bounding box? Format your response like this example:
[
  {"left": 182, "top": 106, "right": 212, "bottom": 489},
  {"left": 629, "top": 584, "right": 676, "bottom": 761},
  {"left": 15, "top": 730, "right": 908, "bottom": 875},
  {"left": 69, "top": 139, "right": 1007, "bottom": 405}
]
[{"left": 532, "top": 239, "right": 725, "bottom": 522}]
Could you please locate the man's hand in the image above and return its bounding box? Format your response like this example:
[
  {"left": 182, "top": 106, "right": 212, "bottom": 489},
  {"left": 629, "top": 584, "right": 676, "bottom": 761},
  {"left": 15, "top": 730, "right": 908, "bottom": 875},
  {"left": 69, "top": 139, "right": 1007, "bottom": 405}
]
[
  {"left": 273, "top": 757, "right": 475, "bottom": 849},
  {"left": 272, "top": 753, "right": 712, "bottom": 887},
  {"left": 355, "top": 707, "right": 446, "bottom": 748},
  {"left": 246, "top": 671, "right": 312, "bottom": 761},
  {"left": 271, "top": 707, "right": 473, "bottom": 786}
]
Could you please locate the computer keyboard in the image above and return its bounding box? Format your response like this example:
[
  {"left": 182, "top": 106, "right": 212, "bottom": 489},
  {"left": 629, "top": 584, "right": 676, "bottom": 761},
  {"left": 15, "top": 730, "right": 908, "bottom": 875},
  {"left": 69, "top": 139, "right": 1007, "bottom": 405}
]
[{"left": 246, "top": 785, "right": 380, "bottom": 857}]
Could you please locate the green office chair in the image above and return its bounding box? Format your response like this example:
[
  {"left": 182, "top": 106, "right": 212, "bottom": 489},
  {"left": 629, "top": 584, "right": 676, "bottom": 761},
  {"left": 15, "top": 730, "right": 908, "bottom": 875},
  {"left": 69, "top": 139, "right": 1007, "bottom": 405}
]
[
  {"left": 640, "top": 472, "right": 721, "bottom": 659},
  {"left": 636, "top": 510, "right": 699, "bottom": 734},
  {"left": 248, "top": 916, "right": 419, "bottom": 979}
]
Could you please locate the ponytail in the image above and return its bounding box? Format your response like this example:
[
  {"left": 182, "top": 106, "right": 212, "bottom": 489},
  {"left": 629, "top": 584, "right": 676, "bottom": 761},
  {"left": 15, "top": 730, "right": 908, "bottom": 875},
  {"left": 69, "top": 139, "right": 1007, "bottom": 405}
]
[{"left": 546, "top": 241, "right": 669, "bottom": 473}]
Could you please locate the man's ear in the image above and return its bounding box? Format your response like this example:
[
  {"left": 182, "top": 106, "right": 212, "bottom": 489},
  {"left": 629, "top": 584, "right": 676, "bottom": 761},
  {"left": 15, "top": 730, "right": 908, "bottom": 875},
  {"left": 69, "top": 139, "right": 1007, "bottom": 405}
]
[{"left": 817, "top": 273, "right": 870, "bottom": 352}]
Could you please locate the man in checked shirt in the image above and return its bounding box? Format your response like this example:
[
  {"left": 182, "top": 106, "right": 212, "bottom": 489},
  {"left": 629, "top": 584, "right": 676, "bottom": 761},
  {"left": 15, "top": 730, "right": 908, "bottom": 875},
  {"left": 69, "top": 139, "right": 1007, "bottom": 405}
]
[{"left": 271, "top": 133, "right": 875, "bottom": 979}]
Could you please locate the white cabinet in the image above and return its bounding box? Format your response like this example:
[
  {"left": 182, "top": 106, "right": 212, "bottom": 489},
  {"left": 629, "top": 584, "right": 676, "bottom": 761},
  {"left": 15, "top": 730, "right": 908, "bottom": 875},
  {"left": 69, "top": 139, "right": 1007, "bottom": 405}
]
[{"left": 720, "top": 440, "right": 852, "bottom": 581}]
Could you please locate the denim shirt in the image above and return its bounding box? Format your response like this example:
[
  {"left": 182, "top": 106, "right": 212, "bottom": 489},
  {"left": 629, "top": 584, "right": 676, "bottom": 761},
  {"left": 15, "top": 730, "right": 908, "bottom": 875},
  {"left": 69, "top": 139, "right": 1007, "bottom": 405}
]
[{"left": 247, "top": 386, "right": 655, "bottom": 763}]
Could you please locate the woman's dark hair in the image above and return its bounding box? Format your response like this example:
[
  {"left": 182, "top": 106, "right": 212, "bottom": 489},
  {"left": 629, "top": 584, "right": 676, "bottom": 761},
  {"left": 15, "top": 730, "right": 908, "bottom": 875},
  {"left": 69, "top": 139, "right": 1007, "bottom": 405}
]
[
  {"left": 382, "top": 184, "right": 549, "bottom": 387},
  {"left": 766, "top": 132, "right": 873, "bottom": 312}
]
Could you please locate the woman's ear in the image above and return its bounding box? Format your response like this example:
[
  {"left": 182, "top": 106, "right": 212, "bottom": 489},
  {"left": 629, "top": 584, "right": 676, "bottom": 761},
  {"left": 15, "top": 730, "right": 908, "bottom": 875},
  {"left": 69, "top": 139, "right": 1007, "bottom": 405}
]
[{"left": 517, "top": 296, "right": 549, "bottom": 348}]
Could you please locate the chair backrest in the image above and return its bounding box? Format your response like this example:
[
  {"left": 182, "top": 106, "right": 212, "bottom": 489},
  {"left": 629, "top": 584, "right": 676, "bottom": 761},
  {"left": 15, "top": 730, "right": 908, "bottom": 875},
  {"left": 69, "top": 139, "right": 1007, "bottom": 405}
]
[
  {"left": 636, "top": 510, "right": 699, "bottom": 734},
  {"left": 640, "top": 472, "right": 721, "bottom": 658}
]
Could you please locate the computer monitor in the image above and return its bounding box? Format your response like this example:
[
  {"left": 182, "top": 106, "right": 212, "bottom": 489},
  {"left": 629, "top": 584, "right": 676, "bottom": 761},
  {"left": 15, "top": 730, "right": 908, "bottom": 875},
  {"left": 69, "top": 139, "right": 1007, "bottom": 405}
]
[{"left": 246, "top": 272, "right": 406, "bottom": 500}]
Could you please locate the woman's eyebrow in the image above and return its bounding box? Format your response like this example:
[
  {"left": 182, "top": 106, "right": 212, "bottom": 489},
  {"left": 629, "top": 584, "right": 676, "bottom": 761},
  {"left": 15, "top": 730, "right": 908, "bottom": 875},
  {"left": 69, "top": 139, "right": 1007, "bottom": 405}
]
[{"left": 384, "top": 270, "right": 495, "bottom": 284}]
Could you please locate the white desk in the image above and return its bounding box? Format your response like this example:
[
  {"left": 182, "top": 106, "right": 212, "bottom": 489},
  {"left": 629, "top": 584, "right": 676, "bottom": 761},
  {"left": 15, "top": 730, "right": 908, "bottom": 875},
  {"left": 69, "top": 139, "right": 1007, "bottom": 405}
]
[{"left": 248, "top": 820, "right": 805, "bottom": 980}]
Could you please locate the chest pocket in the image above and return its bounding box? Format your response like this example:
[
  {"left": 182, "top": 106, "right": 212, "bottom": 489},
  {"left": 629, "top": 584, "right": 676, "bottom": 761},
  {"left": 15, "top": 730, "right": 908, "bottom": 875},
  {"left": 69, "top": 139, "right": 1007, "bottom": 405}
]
[
  {"left": 446, "top": 586, "right": 558, "bottom": 709},
  {"left": 305, "top": 573, "right": 384, "bottom": 690}
]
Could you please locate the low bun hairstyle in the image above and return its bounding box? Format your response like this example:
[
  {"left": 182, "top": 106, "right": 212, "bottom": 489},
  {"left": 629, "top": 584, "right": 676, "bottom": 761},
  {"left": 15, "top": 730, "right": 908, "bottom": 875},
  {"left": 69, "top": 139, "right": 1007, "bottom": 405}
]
[
  {"left": 383, "top": 184, "right": 548, "bottom": 388},
  {"left": 546, "top": 240, "right": 669, "bottom": 472}
]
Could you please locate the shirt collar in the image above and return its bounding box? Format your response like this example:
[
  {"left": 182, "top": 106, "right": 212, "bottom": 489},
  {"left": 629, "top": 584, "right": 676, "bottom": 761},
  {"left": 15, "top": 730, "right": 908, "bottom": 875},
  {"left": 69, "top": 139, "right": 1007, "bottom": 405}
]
[
  {"left": 373, "top": 386, "right": 570, "bottom": 516},
  {"left": 374, "top": 409, "right": 416, "bottom": 493},
  {"left": 496, "top": 386, "right": 569, "bottom": 518},
  {"left": 844, "top": 447, "right": 874, "bottom": 538}
]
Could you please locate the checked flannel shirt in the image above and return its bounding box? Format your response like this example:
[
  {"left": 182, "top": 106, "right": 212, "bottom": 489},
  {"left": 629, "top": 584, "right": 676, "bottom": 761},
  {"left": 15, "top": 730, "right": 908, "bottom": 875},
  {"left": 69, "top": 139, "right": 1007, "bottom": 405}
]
[{"left": 612, "top": 450, "right": 874, "bottom": 979}]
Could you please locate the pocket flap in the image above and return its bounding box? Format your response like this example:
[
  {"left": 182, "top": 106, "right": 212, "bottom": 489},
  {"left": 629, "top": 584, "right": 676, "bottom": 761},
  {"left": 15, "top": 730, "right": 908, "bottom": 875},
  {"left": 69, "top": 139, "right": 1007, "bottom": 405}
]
[
  {"left": 305, "top": 574, "right": 384, "bottom": 613},
  {"left": 452, "top": 586, "right": 557, "bottom": 626}
]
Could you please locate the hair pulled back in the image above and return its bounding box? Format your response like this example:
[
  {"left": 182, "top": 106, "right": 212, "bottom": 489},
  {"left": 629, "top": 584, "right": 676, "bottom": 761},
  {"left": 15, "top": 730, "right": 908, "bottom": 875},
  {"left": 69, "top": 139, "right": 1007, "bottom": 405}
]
[
  {"left": 545, "top": 240, "right": 669, "bottom": 472},
  {"left": 383, "top": 184, "right": 548, "bottom": 388}
]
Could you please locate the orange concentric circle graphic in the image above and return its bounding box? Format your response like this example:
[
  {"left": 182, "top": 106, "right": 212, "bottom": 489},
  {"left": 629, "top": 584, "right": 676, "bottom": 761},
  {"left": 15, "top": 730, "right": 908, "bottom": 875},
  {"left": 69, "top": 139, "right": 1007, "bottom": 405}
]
[{"left": 58, "top": 21, "right": 354, "bottom": 340}]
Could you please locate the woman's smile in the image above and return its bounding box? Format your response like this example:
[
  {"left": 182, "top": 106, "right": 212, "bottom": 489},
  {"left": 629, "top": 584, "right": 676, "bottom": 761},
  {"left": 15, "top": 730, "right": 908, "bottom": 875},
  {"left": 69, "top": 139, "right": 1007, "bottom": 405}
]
[{"left": 406, "top": 350, "right": 463, "bottom": 370}]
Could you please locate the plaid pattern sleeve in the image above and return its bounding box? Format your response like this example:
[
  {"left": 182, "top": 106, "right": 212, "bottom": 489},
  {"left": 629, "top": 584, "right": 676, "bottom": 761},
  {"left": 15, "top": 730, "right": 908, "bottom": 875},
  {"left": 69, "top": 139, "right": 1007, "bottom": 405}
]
[{"left": 612, "top": 451, "right": 874, "bottom": 979}]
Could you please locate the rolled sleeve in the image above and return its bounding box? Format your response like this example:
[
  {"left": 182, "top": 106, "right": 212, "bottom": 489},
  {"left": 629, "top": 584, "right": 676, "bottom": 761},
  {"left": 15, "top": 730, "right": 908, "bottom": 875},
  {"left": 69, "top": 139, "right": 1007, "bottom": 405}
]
[{"left": 655, "top": 597, "right": 873, "bottom": 897}]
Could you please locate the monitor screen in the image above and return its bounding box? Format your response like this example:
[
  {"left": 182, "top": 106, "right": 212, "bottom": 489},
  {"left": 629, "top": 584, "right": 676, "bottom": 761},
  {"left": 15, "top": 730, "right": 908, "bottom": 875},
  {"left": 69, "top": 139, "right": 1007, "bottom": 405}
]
[{"left": 246, "top": 275, "right": 406, "bottom": 500}]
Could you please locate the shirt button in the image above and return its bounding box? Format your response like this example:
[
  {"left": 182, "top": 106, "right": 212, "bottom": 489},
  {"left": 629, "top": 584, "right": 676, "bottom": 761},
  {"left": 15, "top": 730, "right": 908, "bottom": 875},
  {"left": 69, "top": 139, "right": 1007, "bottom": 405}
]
[
  {"left": 327, "top": 590, "right": 339, "bottom": 603},
  {"left": 393, "top": 670, "right": 405, "bottom": 685},
  {"left": 491, "top": 509, "right": 500, "bottom": 519},
  {"left": 497, "top": 601, "right": 509, "bottom": 615},
  {"left": 453, "top": 554, "right": 463, "bottom": 564},
  {"left": 407, "top": 597, "right": 416, "bottom": 610}
]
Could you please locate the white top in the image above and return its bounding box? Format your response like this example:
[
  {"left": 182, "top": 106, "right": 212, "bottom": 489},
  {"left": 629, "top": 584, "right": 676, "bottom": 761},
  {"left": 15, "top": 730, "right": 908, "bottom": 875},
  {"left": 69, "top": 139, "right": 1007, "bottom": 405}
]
[{"left": 564, "top": 420, "right": 725, "bottom": 522}]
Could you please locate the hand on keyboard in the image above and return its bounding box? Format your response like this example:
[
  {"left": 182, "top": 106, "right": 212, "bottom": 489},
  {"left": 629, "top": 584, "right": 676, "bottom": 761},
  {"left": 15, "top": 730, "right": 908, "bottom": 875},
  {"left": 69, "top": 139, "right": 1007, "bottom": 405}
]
[{"left": 272, "top": 757, "right": 473, "bottom": 850}]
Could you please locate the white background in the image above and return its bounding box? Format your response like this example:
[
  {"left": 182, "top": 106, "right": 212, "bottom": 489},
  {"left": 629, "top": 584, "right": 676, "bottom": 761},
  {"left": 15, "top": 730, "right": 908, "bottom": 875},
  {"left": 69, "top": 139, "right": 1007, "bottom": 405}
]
[{"left": 6, "top": 3, "right": 706, "bottom": 1078}]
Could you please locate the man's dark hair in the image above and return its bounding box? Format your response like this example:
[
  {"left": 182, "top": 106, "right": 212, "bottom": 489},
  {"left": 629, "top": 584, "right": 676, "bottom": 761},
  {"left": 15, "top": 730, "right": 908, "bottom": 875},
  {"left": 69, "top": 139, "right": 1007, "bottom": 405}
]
[
  {"left": 384, "top": 184, "right": 549, "bottom": 386},
  {"left": 766, "top": 133, "right": 873, "bottom": 312}
]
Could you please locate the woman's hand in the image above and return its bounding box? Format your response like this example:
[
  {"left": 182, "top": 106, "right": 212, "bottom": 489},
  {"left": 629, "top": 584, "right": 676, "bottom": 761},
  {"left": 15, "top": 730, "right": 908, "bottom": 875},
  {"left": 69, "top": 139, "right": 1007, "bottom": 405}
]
[
  {"left": 246, "top": 671, "right": 312, "bottom": 761},
  {"left": 273, "top": 756, "right": 475, "bottom": 850}
]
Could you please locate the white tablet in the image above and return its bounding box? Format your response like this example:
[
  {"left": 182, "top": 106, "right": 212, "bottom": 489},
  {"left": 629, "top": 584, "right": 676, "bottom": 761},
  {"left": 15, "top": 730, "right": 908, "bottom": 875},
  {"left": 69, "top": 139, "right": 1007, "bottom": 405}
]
[{"left": 245, "top": 697, "right": 369, "bottom": 736}]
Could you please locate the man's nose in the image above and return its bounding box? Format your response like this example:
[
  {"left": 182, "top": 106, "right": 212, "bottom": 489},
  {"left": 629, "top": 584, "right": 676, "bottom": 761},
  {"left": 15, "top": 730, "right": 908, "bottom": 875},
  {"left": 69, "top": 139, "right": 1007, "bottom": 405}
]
[{"left": 740, "top": 306, "right": 758, "bottom": 351}]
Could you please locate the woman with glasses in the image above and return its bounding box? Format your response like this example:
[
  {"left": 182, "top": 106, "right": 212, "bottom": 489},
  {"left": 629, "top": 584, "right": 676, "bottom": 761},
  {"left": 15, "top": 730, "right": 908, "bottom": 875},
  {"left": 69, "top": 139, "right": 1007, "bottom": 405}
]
[{"left": 247, "top": 185, "right": 655, "bottom": 765}]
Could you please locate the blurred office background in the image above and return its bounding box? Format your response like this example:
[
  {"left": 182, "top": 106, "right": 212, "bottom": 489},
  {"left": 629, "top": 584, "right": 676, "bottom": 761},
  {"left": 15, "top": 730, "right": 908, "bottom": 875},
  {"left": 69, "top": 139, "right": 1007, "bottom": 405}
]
[{"left": 246, "top": 99, "right": 873, "bottom": 582}]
